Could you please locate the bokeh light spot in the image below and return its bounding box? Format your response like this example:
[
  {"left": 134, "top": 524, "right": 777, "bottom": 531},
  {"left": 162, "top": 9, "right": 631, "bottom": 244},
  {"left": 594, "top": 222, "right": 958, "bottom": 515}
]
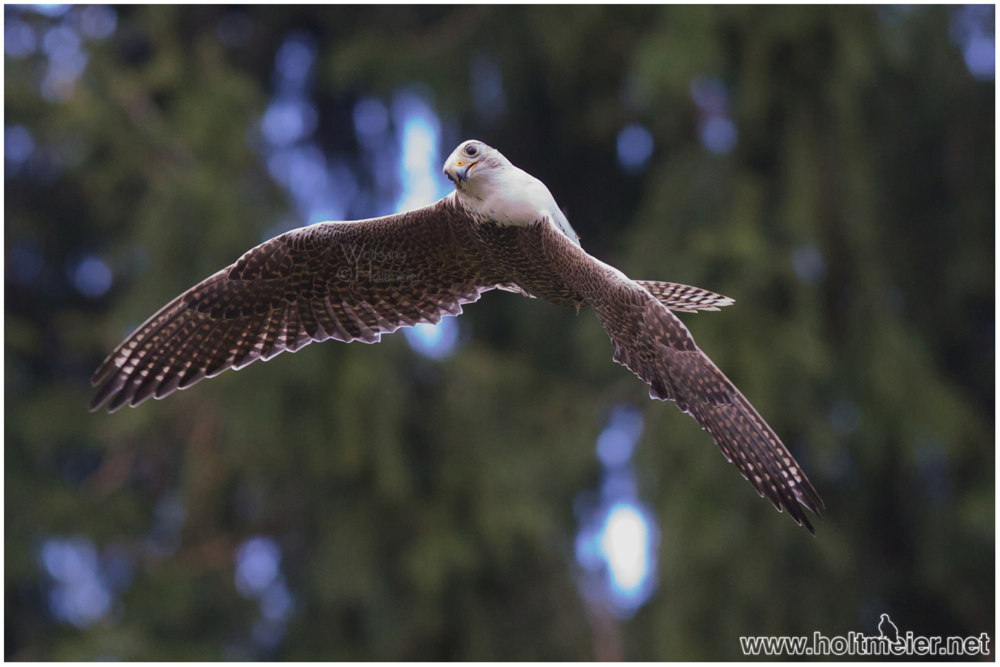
[
  {"left": 404, "top": 318, "right": 460, "bottom": 360},
  {"left": 260, "top": 582, "right": 293, "bottom": 621},
  {"left": 950, "top": 5, "right": 995, "bottom": 81},
  {"left": 700, "top": 116, "right": 738, "bottom": 154},
  {"left": 600, "top": 504, "right": 651, "bottom": 594},
  {"left": 235, "top": 536, "right": 282, "bottom": 598},
  {"left": 39, "top": 537, "right": 115, "bottom": 628},
  {"left": 596, "top": 404, "right": 644, "bottom": 467},
  {"left": 76, "top": 5, "right": 117, "bottom": 40},
  {"left": 5, "top": 19, "right": 37, "bottom": 58},
  {"left": 29, "top": 4, "right": 71, "bottom": 18},
  {"left": 274, "top": 33, "right": 316, "bottom": 91},
  {"left": 964, "top": 34, "right": 995, "bottom": 81},
  {"left": 42, "top": 25, "right": 81, "bottom": 61},
  {"left": 393, "top": 92, "right": 449, "bottom": 212},
  {"left": 262, "top": 99, "right": 317, "bottom": 147},
  {"left": 616, "top": 123, "right": 654, "bottom": 173},
  {"left": 354, "top": 98, "right": 390, "bottom": 139},
  {"left": 576, "top": 402, "right": 659, "bottom": 619},
  {"left": 5, "top": 125, "right": 36, "bottom": 169},
  {"left": 71, "top": 255, "right": 112, "bottom": 298}
]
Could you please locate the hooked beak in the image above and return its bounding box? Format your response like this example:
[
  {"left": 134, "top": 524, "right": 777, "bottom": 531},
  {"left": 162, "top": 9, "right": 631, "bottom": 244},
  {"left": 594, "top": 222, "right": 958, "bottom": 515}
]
[{"left": 444, "top": 160, "right": 473, "bottom": 185}]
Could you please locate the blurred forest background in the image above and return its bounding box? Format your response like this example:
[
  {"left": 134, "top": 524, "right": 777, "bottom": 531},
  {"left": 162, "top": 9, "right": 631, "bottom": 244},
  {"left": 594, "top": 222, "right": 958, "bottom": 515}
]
[{"left": 5, "top": 4, "right": 995, "bottom": 661}]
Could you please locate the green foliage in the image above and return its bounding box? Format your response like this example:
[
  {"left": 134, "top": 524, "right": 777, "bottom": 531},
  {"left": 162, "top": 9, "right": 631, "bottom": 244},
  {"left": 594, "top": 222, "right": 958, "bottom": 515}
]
[{"left": 6, "top": 5, "right": 993, "bottom": 660}]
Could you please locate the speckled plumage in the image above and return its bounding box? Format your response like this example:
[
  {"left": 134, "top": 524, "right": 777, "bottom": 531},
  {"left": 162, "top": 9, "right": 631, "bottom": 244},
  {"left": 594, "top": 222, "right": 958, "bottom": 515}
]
[
  {"left": 92, "top": 140, "right": 823, "bottom": 531},
  {"left": 90, "top": 200, "right": 487, "bottom": 412},
  {"left": 530, "top": 218, "right": 823, "bottom": 531}
]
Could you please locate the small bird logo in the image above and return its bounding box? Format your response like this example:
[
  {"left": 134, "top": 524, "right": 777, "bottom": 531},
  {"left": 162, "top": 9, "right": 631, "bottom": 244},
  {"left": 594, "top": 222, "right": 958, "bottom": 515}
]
[{"left": 878, "top": 613, "right": 900, "bottom": 644}]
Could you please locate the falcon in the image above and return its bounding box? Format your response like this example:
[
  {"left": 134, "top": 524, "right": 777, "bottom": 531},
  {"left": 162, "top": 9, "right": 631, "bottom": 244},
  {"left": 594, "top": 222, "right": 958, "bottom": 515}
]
[{"left": 91, "top": 140, "right": 824, "bottom": 531}]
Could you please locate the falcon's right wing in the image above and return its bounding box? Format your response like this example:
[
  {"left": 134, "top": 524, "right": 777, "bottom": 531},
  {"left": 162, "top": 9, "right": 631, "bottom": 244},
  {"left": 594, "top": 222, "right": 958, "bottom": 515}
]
[{"left": 91, "top": 198, "right": 487, "bottom": 412}]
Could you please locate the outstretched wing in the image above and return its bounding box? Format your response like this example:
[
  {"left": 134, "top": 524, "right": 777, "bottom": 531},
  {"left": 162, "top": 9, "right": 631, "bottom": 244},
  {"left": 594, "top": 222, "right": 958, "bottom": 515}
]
[
  {"left": 538, "top": 219, "right": 823, "bottom": 531},
  {"left": 91, "top": 198, "right": 485, "bottom": 412}
]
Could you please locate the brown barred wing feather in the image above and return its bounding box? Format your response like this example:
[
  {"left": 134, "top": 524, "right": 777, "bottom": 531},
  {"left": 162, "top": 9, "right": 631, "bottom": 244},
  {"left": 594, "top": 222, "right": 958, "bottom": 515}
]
[
  {"left": 537, "top": 218, "right": 823, "bottom": 531},
  {"left": 91, "top": 199, "right": 485, "bottom": 412}
]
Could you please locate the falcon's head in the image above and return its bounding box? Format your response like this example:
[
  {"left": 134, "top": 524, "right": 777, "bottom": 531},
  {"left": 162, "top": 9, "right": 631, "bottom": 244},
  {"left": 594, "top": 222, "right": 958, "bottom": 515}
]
[{"left": 443, "top": 140, "right": 509, "bottom": 194}]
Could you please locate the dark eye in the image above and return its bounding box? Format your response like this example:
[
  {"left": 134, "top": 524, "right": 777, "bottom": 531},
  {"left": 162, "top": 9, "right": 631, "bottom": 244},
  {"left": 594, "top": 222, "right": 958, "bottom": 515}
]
[{"left": 465, "top": 144, "right": 478, "bottom": 157}]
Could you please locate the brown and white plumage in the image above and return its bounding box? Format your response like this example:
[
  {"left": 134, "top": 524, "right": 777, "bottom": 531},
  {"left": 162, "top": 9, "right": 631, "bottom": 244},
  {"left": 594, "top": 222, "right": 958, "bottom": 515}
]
[
  {"left": 90, "top": 202, "right": 488, "bottom": 412},
  {"left": 92, "top": 139, "right": 823, "bottom": 531}
]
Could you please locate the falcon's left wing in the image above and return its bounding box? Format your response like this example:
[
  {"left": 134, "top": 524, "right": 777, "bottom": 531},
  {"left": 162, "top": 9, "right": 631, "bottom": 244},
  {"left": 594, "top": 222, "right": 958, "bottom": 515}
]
[{"left": 537, "top": 218, "right": 823, "bottom": 531}]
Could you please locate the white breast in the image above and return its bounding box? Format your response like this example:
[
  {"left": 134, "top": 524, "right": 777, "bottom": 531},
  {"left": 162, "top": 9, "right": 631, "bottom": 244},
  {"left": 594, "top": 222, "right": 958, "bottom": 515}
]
[{"left": 459, "top": 165, "right": 580, "bottom": 245}]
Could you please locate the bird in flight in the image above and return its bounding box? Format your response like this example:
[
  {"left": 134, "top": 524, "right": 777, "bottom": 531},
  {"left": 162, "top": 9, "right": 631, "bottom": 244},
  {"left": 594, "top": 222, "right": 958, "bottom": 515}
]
[{"left": 91, "top": 140, "right": 824, "bottom": 531}]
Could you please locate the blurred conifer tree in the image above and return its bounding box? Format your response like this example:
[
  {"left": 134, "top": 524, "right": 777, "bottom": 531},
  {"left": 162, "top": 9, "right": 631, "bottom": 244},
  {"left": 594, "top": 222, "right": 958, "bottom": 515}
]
[{"left": 5, "top": 5, "right": 993, "bottom": 660}]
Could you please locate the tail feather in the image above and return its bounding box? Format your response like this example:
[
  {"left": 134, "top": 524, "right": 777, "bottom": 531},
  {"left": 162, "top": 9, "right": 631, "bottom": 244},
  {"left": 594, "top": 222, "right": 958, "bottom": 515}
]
[{"left": 635, "top": 280, "right": 734, "bottom": 313}]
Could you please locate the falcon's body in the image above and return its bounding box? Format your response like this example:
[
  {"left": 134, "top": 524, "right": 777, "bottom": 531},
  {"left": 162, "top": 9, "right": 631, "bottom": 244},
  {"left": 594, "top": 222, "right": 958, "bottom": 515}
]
[{"left": 92, "top": 140, "right": 823, "bottom": 531}]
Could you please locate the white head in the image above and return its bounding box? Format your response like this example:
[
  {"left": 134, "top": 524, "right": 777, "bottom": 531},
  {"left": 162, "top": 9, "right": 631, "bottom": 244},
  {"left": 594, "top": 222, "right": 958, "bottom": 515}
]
[
  {"left": 442, "top": 139, "right": 512, "bottom": 200},
  {"left": 441, "top": 139, "right": 580, "bottom": 243}
]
